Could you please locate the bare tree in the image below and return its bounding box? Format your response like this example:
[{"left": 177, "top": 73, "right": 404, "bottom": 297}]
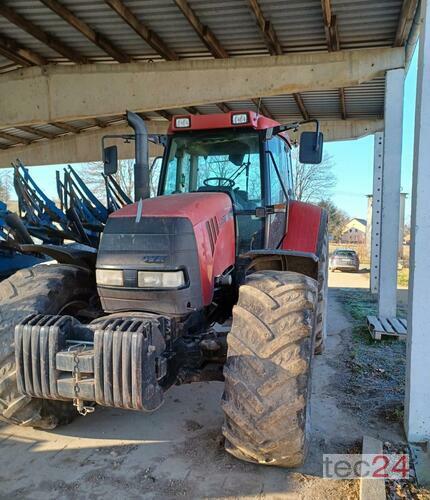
[
  {"left": 78, "top": 159, "right": 161, "bottom": 202},
  {"left": 292, "top": 150, "right": 337, "bottom": 202},
  {"left": 0, "top": 171, "right": 12, "bottom": 202}
]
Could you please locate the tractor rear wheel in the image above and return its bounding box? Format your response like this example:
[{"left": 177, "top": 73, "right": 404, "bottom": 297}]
[
  {"left": 222, "top": 270, "right": 318, "bottom": 467},
  {"left": 0, "top": 264, "right": 95, "bottom": 429}
]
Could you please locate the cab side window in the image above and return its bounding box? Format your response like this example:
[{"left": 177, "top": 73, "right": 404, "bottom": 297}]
[{"left": 267, "top": 137, "right": 289, "bottom": 204}]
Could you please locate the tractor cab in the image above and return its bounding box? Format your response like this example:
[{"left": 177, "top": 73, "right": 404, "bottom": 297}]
[{"left": 158, "top": 111, "right": 294, "bottom": 253}]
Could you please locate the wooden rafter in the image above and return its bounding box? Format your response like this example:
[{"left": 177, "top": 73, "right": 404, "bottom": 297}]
[
  {"left": 0, "top": 34, "right": 47, "bottom": 67},
  {"left": 174, "top": 0, "right": 228, "bottom": 59},
  {"left": 104, "top": 0, "right": 178, "bottom": 61},
  {"left": 156, "top": 110, "right": 173, "bottom": 120},
  {"left": 184, "top": 106, "right": 200, "bottom": 114},
  {"left": 216, "top": 102, "right": 231, "bottom": 113},
  {"left": 251, "top": 98, "right": 274, "bottom": 119},
  {"left": 320, "top": 0, "right": 339, "bottom": 51},
  {"left": 92, "top": 118, "right": 107, "bottom": 128},
  {"left": 321, "top": 1, "right": 345, "bottom": 119},
  {"left": 394, "top": 0, "right": 419, "bottom": 47},
  {"left": 16, "top": 126, "right": 56, "bottom": 140},
  {"left": 0, "top": 4, "right": 88, "bottom": 64},
  {"left": 293, "top": 93, "right": 309, "bottom": 121},
  {"left": 49, "top": 122, "right": 80, "bottom": 134},
  {"left": 339, "top": 88, "right": 347, "bottom": 120},
  {"left": 0, "top": 130, "right": 31, "bottom": 146},
  {"left": 247, "top": 0, "right": 282, "bottom": 55},
  {"left": 39, "top": 0, "right": 131, "bottom": 63}
]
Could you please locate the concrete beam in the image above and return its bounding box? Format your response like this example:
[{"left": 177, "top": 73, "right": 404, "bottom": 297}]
[
  {"left": 0, "top": 122, "right": 166, "bottom": 168},
  {"left": 0, "top": 47, "right": 404, "bottom": 128},
  {"left": 0, "top": 118, "right": 383, "bottom": 167},
  {"left": 378, "top": 68, "right": 405, "bottom": 318},
  {"left": 405, "top": 0, "right": 430, "bottom": 443},
  {"left": 289, "top": 118, "right": 383, "bottom": 143}
]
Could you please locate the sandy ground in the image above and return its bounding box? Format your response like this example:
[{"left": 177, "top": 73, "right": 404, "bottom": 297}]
[{"left": 0, "top": 273, "right": 406, "bottom": 500}]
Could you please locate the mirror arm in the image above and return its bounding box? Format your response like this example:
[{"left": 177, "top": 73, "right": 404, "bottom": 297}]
[{"left": 270, "top": 119, "right": 320, "bottom": 150}]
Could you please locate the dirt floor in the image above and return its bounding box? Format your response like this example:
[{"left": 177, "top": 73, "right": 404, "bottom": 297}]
[{"left": 0, "top": 270, "right": 420, "bottom": 499}]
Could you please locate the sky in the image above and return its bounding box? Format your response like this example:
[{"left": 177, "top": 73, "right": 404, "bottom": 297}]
[
  {"left": 325, "top": 47, "right": 418, "bottom": 221},
  {"left": 2, "top": 47, "right": 419, "bottom": 222}
]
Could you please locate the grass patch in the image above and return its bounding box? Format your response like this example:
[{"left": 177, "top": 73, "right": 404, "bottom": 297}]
[{"left": 334, "top": 288, "right": 406, "bottom": 425}]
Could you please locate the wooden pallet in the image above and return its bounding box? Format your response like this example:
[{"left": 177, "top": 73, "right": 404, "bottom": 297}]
[{"left": 366, "top": 315, "right": 407, "bottom": 340}]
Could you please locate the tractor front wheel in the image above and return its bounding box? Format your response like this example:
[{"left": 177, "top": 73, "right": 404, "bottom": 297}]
[{"left": 222, "top": 270, "right": 318, "bottom": 467}]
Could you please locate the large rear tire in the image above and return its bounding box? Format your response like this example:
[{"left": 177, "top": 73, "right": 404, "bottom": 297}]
[
  {"left": 222, "top": 270, "right": 318, "bottom": 467},
  {"left": 0, "top": 264, "right": 95, "bottom": 429}
]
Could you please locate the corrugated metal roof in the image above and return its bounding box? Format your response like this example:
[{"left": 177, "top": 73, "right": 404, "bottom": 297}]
[{"left": 0, "top": 0, "right": 411, "bottom": 148}]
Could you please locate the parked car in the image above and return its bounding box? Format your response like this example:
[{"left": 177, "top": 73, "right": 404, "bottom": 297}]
[{"left": 329, "top": 249, "right": 360, "bottom": 272}]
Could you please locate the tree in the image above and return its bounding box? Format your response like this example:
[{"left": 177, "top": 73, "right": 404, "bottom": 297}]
[
  {"left": 78, "top": 158, "right": 161, "bottom": 203},
  {"left": 291, "top": 150, "right": 337, "bottom": 202},
  {"left": 318, "top": 199, "right": 349, "bottom": 242},
  {"left": 0, "top": 171, "right": 12, "bottom": 202}
]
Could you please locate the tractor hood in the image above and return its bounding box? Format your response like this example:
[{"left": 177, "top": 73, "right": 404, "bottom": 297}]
[
  {"left": 110, "top": 192, "right": 233, "bottom": 226},
  {"left": 96, "top": 192, "right": 235, "bottom": 316}
]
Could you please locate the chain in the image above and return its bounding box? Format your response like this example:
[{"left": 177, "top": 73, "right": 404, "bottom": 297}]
[{"left": 70, "top": 345, "right": 95, "bottom": 417}]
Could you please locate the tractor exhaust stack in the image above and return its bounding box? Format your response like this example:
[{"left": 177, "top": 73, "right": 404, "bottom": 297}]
[{"left": 127, "top": 111, "right": 150, "bottom": 201}]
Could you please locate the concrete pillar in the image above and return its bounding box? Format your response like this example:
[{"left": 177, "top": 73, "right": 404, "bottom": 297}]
[
  {"left": 369, "top": 132, "right": 384, "bottom": 294},
  {"left": 405, "top": 0, "right": 430, "bottom": 443},
  {"left": 378, "top": 69, "right": 405, "bottom": 317},
  {"left": 398, "top": 193, "right": 407, "bottom": 259}
]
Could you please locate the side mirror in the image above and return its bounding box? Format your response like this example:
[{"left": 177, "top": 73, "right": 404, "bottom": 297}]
[
  {"left": 299, "top": 131, "right": 324, "bottom": 164},
  {"left": 103, "top": 145, "right": 118, "bottom": 175}
]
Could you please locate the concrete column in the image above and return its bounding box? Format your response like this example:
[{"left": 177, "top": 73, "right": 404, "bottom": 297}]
[
  {"left": 405, "top": 0, "right": 430, "bottom": 443},
  {"left": 398, "top": 193, "right": 407, "bottom": 259},
  {"left": 378, "top": 69, "right": 405, "bottom": 317},
  {"left": 369, "top": 132, "right": 384, "bottom": 294}
]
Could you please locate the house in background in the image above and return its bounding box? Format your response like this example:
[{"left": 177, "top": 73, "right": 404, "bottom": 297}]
[{"left": 340, "top": 218, "right": 367, "bottom": 244}]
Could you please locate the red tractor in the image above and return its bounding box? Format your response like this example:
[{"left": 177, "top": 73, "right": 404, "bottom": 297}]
[{"left": 0, "top": 111, "right": 328, "bottom": 468}]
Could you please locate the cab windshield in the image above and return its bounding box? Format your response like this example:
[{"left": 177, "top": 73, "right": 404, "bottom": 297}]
[{"left": 160, "top": 130, "right": 262, "bottom": 210}]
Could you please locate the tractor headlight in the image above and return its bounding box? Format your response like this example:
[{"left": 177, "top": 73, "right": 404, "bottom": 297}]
[
  {"left": 96, "top": 269, "right": 124, "bottom": 287},
  {"left": 137, "top": 270, "right": 185, "bottom": 288}
]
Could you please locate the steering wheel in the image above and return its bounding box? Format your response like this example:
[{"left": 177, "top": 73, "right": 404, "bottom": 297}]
[{"left": 203, "top": 177, "right": 235, "bottom": 188}]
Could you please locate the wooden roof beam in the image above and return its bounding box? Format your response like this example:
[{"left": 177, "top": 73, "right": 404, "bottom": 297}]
[
  {"left": 0, "top": 34, "right": 48, "bottom": 67},
  {"left": 293, "top": 93, "right": 310, "bottom": 121},
  {"left": 394, "top": 0, "right": 420, "bottom": 47},
  {"left": 174, "top": 0, "right": 228, "bottom": 59},
  {"left": 247, "top": 0, "right": 282, "bottom": 55},
  {"left": 320, "top": 0, "right": 339, "bottom": 52},
  {"left": 104, "top": 0, "right": 178, "bottom": 61},
  {"left": 339, "top": 87, "right": 347, "bottom": 120},
  {"left": 184, "top": 106, "right": 200, "bottom": 114},
  {"left": 216, "top": 102, "right": 231, "bottom": 113},
  {"left": 251, "top": 98, "right": 274, "bottom": 119},
  {"left": 0, "top": 130, "right": 31, "bottom": 146},
  {"left": 16, "top": 126, "right": 56, "bottom": 140},
  {"left": 156, "top": 110, "right": 173, "bottom": 120},
  {"left": 39, "top": 0, "right": 131, "bottom": 63},
  {"left": 0, "top": 4, "right": 88, "bottom": 64},
  {"left": 49, "top": 122, "right": 81, "bottom": 134},
  {"left": 321, "top": 1, "right": 344, "bottom": 119}
]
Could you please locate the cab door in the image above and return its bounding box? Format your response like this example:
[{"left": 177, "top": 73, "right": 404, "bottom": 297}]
[{"left": 264, "top": 136, "right": 291, "bottom": 249}]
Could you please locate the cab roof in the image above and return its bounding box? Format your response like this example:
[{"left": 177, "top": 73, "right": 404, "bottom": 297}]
[{"left": 168, "top": 110, "right": 291, "bottom": 145}]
